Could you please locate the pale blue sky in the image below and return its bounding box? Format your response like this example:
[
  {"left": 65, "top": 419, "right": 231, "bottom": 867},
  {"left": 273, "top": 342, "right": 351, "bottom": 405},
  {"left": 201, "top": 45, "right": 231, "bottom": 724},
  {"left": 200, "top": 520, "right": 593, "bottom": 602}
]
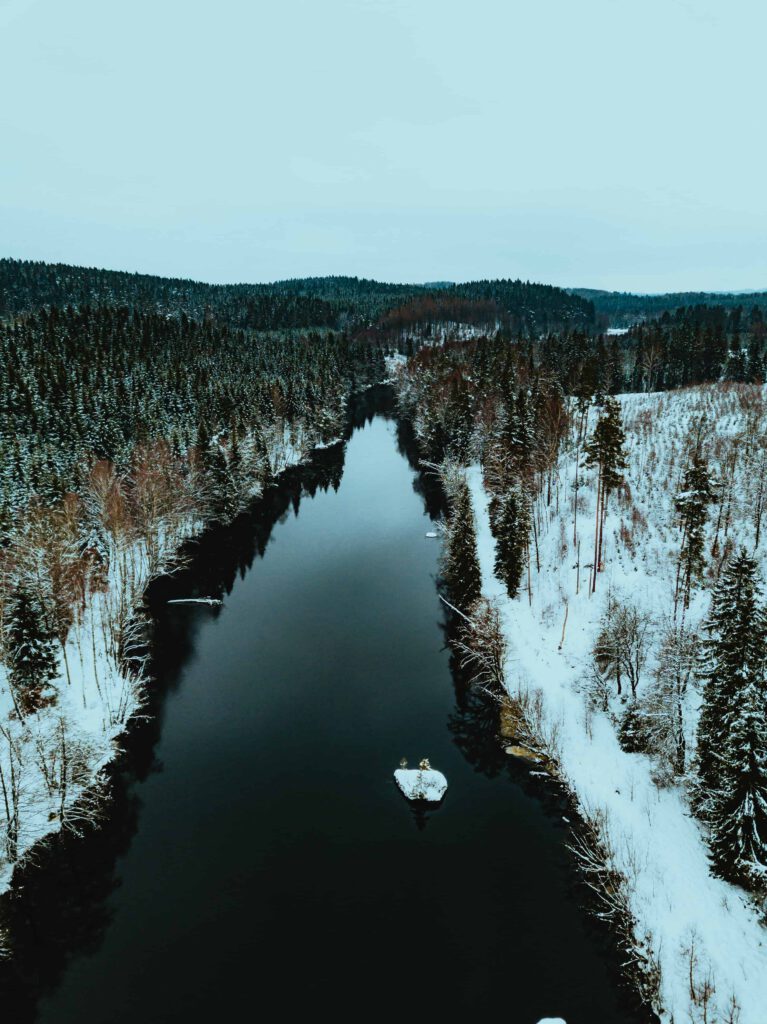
[{"left": 1, "top": 0, "right": 765, "bottom": 291}]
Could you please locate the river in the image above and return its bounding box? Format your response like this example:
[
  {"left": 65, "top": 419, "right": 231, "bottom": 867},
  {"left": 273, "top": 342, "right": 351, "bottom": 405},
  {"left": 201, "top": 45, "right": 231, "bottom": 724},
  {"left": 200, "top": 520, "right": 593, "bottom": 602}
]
[{"left": 0, "top": 389, "right": 650, "bottom": 1023}]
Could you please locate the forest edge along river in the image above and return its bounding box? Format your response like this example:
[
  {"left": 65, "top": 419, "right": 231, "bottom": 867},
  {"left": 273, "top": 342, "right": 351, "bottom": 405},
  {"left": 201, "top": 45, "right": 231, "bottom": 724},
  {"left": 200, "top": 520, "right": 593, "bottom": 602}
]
[{"left": 0, "top": 386, "right": 653, "bottom": 1024}]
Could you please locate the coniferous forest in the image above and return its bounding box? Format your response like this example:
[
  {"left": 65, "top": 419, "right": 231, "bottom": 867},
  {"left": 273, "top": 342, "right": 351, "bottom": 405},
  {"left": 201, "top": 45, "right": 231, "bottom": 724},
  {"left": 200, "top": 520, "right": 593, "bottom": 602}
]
[{"left": 2, "top": 259, "right": 767, "bottom": 1023}]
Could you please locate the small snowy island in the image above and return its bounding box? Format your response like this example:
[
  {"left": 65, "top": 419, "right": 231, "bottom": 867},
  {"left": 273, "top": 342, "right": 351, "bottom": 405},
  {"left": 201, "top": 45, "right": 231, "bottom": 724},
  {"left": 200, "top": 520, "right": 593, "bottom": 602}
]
[{"left": 394, "top": 758, "right": 448, "bottom": 802}]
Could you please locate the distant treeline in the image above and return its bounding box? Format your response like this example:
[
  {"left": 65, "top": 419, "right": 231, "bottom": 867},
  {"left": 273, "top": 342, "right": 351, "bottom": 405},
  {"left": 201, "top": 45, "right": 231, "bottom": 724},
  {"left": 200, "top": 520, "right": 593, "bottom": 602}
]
[
  {"left": 1, "top": 259, "right": 594, "bottom": 335},
  {"left": 571, "top": 286, "right": 767, "bottom": 327},
  {"left": 0, "top": 260, "right": 428, "bottom": 331},
  {"left": 541, "top": 304, "right": 765, "bottom": 395},
  {"left": 389, "top": 302, "right": 766, "bottom": 415}
]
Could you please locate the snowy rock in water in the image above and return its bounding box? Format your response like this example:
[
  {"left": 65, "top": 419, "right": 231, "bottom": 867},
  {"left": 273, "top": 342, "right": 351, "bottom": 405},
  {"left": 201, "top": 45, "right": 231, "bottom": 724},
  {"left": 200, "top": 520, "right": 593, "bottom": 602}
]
[
  {"left": 425, "top": 531, "right": 438, "bottom": 538},
  {"left": 394, "top": 761, "right": 447, "bottom": 802}
]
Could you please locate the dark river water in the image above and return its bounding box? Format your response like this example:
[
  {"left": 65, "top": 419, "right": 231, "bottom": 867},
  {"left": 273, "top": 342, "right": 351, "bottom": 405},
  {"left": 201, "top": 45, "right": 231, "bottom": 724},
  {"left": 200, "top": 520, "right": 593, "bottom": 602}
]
[{"left": 0, "top": 389, "right": 650, "bottom": 1023}]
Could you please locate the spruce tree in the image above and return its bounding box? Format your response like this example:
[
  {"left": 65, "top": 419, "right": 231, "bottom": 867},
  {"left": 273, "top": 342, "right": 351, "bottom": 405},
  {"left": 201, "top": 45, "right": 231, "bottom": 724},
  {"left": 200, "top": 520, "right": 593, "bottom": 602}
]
[
  {"left": 694, "top": 549, "right": 767, "bottom": 885},
  {"left": 445, "top": 375, "right": 474, "bottom": 463},
  {"left": 5, "top": 583, "right": 59, "bottom": 716},
  {"left": 200, "top": 434, "right": 238, "bottom": 522},
  {"left": 708, "top": 675, "right": 767, "bottom": 885},
  {"left": 253, "top": 427, "right": 273, "bottom": 485},
  {"left": 618, "top": 699, "right": 649, "bottom": 754},
  {"left": 492, "top": 483, "right": 532, "bottom": 599},
  {"left": 695, "top": 551, "right": 762, "bottom": 811},
  {"left": 443, "top": 478, "right": 482, "bottom": 612},
  {"left": 501, "top": 389, "right": 536, "bottom": 478},
  {"left": 421, "top": 393, "right": 450, "bottom": 463},
  {"left": 747, "top": 336, "right": 765, "bottom": 383}
]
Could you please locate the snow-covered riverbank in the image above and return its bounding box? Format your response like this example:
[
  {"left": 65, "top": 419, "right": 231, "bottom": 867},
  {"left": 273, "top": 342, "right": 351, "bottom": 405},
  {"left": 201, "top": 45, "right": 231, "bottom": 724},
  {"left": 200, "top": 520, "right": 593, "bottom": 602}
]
[{"left": 467, "top": 383, "right": 767, "bottom": 1023}]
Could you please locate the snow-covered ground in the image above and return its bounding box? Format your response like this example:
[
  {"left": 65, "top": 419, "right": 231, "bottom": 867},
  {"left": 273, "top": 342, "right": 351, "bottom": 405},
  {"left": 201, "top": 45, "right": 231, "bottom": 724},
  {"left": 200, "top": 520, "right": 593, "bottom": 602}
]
[{"left": 468, "top": 382, "right": 767, "bottom": 1023}]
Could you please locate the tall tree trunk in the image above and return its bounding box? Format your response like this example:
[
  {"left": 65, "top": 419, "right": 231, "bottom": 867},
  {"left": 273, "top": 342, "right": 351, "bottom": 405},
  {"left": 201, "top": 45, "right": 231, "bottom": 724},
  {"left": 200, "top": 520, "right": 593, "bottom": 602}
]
[{"left": 591, "top": 465, "right": 602, "bottom": 594}]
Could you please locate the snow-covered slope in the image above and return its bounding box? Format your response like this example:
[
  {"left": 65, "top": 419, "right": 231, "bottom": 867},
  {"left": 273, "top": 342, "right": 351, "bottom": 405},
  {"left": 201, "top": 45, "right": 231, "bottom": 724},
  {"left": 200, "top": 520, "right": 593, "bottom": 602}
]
[{"left": 468, "top": 382, "right": 767, "bottom": 1023}]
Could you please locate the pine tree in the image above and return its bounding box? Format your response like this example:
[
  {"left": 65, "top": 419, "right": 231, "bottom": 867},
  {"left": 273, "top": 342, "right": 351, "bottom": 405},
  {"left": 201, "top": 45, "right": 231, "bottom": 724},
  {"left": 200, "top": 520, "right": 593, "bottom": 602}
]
[
  {"left": 583, "top": 397, "right": 627, "bottom": 591},
  {"left": 694, "top": 549, "right": 767, "bottom": 884},
  {"left": 675, "top": 448, "right": 716, "bottom": 612},
  {"left": 5, "top": 583, "right": 59, "bottom": 716},
  {"left": 443, "top": 477, "right": 482, "bottom": 612},
  {"left": 492, "top": 483, "right": 532, "bottom": 599}
]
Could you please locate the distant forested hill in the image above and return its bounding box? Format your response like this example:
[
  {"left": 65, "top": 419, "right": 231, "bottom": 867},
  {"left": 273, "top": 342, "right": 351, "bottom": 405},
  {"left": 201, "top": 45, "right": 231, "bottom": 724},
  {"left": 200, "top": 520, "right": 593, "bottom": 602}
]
[
  {"left": 570, "top": 286, "right": 767, "bottom": 327},
  {"left": 0, "top": 260, "right": 430, "bottom": 330},
  {"left": 453, "top": 278, "right": 594, "bottom": 333},
  {"left": 0, "top": 303, "right": 391, "bottom": 524},
  {"left": 369, "top": 278, "right": 594, "bottom": 337},
  {"left": 0, "top": 259, "right": 594, "bottom": 334}
]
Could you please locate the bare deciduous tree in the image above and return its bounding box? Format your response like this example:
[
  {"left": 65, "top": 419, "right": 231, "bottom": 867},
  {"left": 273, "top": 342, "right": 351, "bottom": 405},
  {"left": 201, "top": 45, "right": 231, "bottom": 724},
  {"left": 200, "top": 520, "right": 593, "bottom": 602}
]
[
  {"left": 644, "top": 619, "right": 698, "bottom": 779},
  {"left": 592, "top": 594, "right": 654, "bottom": 700}
]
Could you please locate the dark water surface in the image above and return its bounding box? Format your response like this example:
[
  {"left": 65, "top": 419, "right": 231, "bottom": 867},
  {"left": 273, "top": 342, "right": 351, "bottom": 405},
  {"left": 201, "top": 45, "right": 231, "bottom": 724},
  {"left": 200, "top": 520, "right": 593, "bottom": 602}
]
[{"left": 2, "top": 394, "right": 648, "bottom": 1023}]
